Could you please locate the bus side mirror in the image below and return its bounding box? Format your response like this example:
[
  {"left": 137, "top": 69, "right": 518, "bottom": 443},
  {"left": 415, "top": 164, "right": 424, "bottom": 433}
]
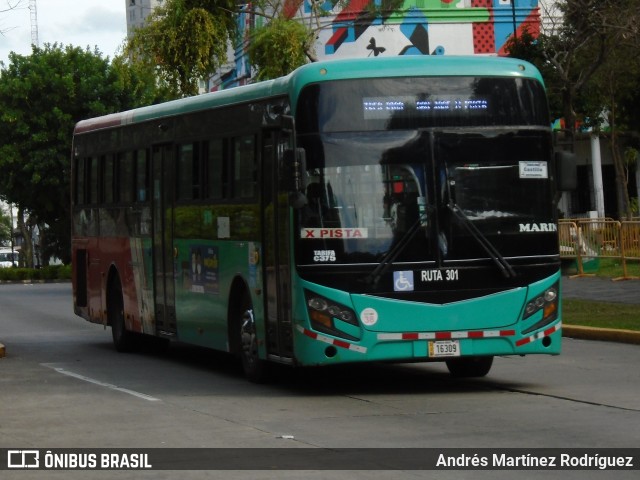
[
  {"left": 283, "top": 148, "right": 307, "bottom": 209},
  {"left": 555, "top": 151, "right": 577, "bottom": 191}
]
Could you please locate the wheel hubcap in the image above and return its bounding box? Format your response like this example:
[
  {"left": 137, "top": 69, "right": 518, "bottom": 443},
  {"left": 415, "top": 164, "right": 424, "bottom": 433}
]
[{"left": 240, "top": 309, "right": 257, "bottom": 367}]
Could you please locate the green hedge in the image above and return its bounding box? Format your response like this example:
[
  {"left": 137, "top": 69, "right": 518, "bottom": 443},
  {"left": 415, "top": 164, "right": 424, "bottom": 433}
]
[{"left": 0, "top": 264, "right": 72, "bottom": 282}]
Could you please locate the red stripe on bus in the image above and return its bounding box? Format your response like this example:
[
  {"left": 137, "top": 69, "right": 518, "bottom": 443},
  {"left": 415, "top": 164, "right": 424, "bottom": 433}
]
[{"left": 333, "top": 339, "right": 351, "bottom": 350}]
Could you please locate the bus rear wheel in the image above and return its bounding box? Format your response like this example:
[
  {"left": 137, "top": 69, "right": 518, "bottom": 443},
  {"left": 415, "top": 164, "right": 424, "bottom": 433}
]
[
  {"left": 445, "top": 356, "right": 493, "bottom": 378},
  {"left": 108, "top": 276, "right": 135, "bottom": 352},
  {"left": 238, "top": 292, "right": 268, "bottom": 382}
]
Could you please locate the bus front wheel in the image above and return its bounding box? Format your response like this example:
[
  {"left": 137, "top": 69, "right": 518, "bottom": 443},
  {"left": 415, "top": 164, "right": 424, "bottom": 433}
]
[
  {"left": 445, "top": 356, "right": 493, "bottom": 378},
  {"left": 238, "top": 292, "right": 268, "bottom": 382}
]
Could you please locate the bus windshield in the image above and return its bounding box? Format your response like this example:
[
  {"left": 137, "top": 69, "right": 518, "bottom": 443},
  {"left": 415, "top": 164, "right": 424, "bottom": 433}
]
[{"left": 295, "top": 76, "right": 555, "bottom": 271}]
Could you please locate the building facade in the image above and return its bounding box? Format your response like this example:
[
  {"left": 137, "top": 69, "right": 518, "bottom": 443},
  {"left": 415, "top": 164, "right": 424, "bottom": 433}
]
[
  {"left": 213, "top": 0, "right": 542, "bottom": 90},
  {"left": 124, "top": 1, "right": 543, "bottom": 89},
  {"left": 125, "top": 0, "right": 165, "bottom": 37}
]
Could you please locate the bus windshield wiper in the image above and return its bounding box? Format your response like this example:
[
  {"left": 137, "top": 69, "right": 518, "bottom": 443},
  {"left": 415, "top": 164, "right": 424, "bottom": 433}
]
[
  {"left": 447, "top": 203, "right": 516, "bottom": 279},
  {"left": 365, "top": 215, "right": 426, "bottom": 288}
]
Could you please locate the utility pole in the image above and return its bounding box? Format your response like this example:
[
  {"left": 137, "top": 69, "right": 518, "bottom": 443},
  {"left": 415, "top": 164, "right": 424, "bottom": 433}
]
[{"left": 29, "top": 0, "right": 39, "bottom": 47}]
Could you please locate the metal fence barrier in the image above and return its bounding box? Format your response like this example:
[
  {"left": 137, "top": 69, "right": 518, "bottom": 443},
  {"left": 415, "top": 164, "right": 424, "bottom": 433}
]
[{"left": 558, "top": 218, "right": 640, "bottom": 280}]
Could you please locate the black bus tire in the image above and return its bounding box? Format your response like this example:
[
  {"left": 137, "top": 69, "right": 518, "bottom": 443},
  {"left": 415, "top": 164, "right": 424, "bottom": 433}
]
[
  {"left": 108, "top": 276, "right": 136, "bottom": 352},
  {"left": 238, "top": 291, "right": 269, "bottom": 382},
  {"left": 445, "top": 356, "right": 493, "bottom": 378}
]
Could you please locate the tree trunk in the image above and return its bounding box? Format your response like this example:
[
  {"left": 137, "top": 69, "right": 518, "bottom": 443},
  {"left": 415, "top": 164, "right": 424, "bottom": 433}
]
[
  {"left": 608, "top": 110, "right": 632, "bottom": 220},
  {"left": 16, "top": 207, "right": 34, "bottom": 268}
]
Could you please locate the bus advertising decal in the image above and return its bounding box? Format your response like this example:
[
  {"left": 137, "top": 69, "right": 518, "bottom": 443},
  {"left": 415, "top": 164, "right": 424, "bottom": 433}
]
[
  {"left": 187, "top": 246, "right": 219, "bottom": 295},
  {"left": 296, "top": 325, "right": 367, "bottom": 354}
]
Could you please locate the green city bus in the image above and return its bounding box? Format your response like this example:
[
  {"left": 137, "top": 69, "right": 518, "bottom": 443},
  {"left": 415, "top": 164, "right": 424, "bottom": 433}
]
[{"left": 72, "top": 56, "right": 571, "bottom": 381}]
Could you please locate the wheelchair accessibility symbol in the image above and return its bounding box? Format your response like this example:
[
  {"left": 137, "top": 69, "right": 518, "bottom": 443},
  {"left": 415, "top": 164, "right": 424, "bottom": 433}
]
[{"left": 393, "top": 271, "right": 414, "bottom": 292}]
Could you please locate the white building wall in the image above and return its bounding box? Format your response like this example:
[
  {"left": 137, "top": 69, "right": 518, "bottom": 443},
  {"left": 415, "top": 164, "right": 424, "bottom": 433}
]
[{"left": 125, "top": 0, "right": 165, "bottom": 37}]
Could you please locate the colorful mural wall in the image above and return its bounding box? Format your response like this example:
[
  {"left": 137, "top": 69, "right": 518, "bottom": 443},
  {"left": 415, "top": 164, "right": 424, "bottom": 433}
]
[
  {"left": 211, "top": 0, "right": 540, "bottom": 90},
  {"left": 317, "top": 0, "right": 539, "bottom": 58}
]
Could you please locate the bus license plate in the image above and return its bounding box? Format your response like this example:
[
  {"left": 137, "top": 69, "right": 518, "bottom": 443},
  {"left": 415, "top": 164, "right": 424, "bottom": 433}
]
[{"left": 428, "top": 340, "right": 460, "bottom": 358}]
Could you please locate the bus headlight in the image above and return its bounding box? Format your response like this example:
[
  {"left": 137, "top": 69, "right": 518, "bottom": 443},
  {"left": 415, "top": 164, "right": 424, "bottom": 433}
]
[
  {"left": 523, "top": 284, "right": 559, "bottom": 321},
  {"left": 305, "top": 290, "right": 359, "bottom": 340},
  {"left": 521, "top": 283, "right": 559, "bottom": 335}
]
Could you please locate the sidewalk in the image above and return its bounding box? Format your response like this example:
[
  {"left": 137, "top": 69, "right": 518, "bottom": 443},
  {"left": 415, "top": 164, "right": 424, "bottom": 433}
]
[{"left": 561, "top": 275, "right": 640, "bottom": 345}]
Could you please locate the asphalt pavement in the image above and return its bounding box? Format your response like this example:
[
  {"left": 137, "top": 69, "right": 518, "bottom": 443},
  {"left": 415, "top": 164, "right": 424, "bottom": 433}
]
[{"left": 562, "top": 275, "right": 640, "bottom": 305}]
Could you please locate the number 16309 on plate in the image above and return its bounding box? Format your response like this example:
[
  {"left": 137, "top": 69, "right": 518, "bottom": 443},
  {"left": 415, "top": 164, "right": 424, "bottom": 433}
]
[{"left": 428, "top": 340, "right": 461, "bottom": 357}]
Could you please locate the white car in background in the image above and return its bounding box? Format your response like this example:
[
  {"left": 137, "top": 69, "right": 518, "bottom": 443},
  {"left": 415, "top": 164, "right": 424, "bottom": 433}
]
[{"left": 0, "top": 248, "right": 18, "bottom": 268}]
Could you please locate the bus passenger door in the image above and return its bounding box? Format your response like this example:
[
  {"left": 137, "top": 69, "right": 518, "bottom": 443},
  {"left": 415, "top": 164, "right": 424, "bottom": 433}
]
[
  {"left": 262, "top": 130, "right": 293, "bottom": 358},
  {"left": 151, "top": 144, "right": 177, "bottom": 337}
]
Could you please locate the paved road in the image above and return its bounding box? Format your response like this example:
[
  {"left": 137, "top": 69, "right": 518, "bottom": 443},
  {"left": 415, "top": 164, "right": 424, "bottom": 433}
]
[
  {"left": 1, "top": 284, "right": 639, "bottom": 480},
  {"left": 562, "top": 275, "right": 640, "bottom": 304}
]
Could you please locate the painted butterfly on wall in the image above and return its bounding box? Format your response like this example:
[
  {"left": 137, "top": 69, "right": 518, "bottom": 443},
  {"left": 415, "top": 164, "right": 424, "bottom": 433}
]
[{"left": 367, "top": 38, "right": 386, "bottom": 57}]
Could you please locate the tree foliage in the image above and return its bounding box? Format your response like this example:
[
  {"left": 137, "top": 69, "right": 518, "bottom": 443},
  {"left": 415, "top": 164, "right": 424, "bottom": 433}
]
[
  {"left": 246, "top": 0, "right": 404, "bottom": 80},
  {"left": 0, "top": 206, "right": 11, "bottom": 246},
  {"left": 125, "top": 0, "right": 413, "bottom": 85},
  {"left": 248, "top": 16, "right": 311, "bottom": 81},
  {"left": 0, "top": 44, "right": 167, "bottom": 265},
  {"left": 506, "top": 0, "right": 640, "bottom": 218},
  {"left": 126, "top": 0, "right": 237, "bottom": 97}
]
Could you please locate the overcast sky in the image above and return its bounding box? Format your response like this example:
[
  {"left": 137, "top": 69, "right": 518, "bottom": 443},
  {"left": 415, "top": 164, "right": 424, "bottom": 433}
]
[{"left": 0, "top": 0, "right": 127, "bottom": 65}]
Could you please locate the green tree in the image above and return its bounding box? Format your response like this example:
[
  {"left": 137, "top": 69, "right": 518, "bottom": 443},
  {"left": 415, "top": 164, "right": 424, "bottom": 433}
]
[
  {"left": 506, "top": 1, "right": 610, "bottom": 136},
  {"left": 583, "top": 0, "right": 640, "bottom": 218},
  {"left": 127, "top": 0, "right": 406, "bottom": 85},
  {"left": 247, "top": 0, "right": 404, "bottom": 80},
  {"left": 0, "top": 44, "right": 167, "bottom": 265},
  {"left": 248, "top": 16, "right": 311, "bottom": 81},
  {"left": 0, "top": 205, "right": 11, "bottom": 246},
  {"left": 506, "top": 0, "right": 640, "bottom": 218},
  {"left": 125, "top": 0, "right": 237, "bottom": 97}
]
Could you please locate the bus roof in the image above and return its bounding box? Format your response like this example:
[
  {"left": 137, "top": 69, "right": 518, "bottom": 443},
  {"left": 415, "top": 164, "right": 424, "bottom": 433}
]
[{"left": 74, "top": 56, "right": 542, "bottom": 135}]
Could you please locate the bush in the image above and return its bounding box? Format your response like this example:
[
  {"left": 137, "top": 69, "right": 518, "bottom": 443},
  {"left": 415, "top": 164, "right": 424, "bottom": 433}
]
[{"left": 0, "top": 264, "right": 71, "bottom": 282}]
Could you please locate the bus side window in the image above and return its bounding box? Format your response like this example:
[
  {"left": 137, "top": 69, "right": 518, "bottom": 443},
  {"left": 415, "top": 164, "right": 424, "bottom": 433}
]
[
  {"left": 103, "top": 155, "right": 115, "bottom": 204},
  {"left": 75, "top": 157, "right": 86, "bottom": 205},
  {"left": 177, "top": 143, "right": 201, "bottom": 201},
  {"left": 233, "top": 135, "right": 256, "bottom": 199},
  {"left": 88, "top": 156, "right": 99, "bottom": 205},
  {"left": 117, "top": 152, "right": 135, "bottom": 204},
  {"left": 205, "top": 139, "right": 226, "bottom": 199},
  {"left": 135, "top": 149, "right": 148, "bottom": 202}
]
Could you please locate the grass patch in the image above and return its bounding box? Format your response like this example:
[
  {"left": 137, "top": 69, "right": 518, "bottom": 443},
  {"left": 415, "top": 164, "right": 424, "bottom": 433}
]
[
  {"left": 563, "top": 298, "right": 640, "bottom": 331},
  {"left": 562, "top": 257, "right": 640, "bottom": 279},
  {"left": 594, "top": 258, "right": 640, "bottom": 278},
  {"left": 561, "top": 257, "right": 640, "bottom": 331}
]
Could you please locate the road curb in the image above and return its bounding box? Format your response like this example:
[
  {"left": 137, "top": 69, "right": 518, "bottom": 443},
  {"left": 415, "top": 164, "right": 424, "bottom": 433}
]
[
  {"left": 0, "top": 342, "right": 5, "bottom": 358},
  {"left": 563, "top": 325, "right": 640, "bottom": 345}
]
